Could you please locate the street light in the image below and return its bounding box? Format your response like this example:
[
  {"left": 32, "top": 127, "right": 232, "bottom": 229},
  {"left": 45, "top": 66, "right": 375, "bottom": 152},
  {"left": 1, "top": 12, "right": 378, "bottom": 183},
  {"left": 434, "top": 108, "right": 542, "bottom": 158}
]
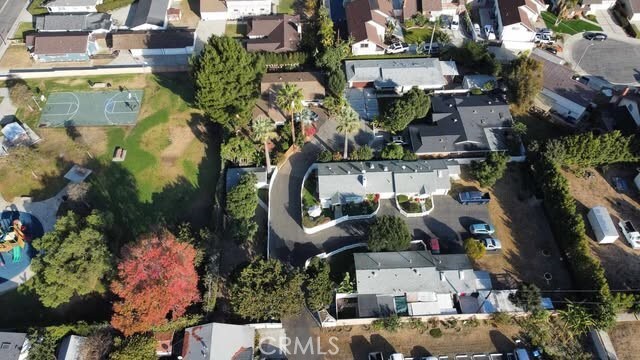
[{"left": 574, "top": 42, "right": 595, "bottom": 72}]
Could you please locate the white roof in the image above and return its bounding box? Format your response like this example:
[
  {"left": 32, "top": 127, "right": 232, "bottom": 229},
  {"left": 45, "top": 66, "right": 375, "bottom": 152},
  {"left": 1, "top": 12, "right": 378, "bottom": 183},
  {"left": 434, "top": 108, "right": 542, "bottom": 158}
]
[{"left": 57, "top": 335, "right": 87, "bottom": 360}]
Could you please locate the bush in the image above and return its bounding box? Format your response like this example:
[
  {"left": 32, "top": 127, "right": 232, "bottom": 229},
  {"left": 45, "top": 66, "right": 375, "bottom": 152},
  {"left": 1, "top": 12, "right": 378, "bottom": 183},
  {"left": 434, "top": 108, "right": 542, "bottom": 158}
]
[
  {"left": 317, "top": 150, "right": 334, "bottom": 162},
  {"left": 464, "top": 238, "right": 486, "bottom": 260},
  {"left": 328, "top": 70, "right": 346, "bottom": 97},
  {"left": 397, "top": 194, "right": 409, "bottom": 203},
  {"left": 491, "top": 312, "right": 512, "bottom": 325},
  {"left": 381, "top": 144, "right": 405, "bottom": 160},
  {"left": 371, "top": 315, "right": 402, "bottom": 332},
  {"left": 470, "top": 152, "right": 509, "bottom": 188},
  {"left": 429, "top": 328, "right": 443, "bottom": 338},
  {"left": 402, "top": 149, "right": 417, "bottom": 160},
  {"left": 350, "top": 145, "right": 374, "bottom": 160}
]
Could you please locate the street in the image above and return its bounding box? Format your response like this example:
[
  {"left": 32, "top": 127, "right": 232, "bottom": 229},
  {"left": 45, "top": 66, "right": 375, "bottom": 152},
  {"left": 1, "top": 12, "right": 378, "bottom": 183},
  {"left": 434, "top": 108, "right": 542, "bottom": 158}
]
[{"left": 0, "top": 0, "right": 26, "bottom": 44}]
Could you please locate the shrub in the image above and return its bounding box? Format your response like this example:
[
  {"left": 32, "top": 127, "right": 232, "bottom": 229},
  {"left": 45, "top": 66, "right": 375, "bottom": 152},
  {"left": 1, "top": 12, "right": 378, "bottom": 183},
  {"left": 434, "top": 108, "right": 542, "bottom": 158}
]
[
  {"left": 464, "top": 238, "right": 486, "bottom": 260},
  {"left": 470, "top": 151, "right": 509, "bottom": 188},
  {"left": 372, "top": 315, "right": 402, "bottom": 332},
  {"left": 402, "top": 149, "right": 417, "bottom": 160},
  {"left": 429, "top": 328, "right": 443, "bottom": 338},
  {"left": 491, "top": 312, "right": 512, "bottom": 325},
  {"left": 397, "top": 194, "right": 409, "bottom": 203},
  {"left": 350, "top": 145, "right": 374, "bottom": 161},
  {"left": 381, "top": 144, "right": 405, "bottom": 160},
  {"left": 328, "top": 70, "right": 346, "bottom": 97},
  {"left": 317, "top": 150, "right": 333, "bottom": 162}
]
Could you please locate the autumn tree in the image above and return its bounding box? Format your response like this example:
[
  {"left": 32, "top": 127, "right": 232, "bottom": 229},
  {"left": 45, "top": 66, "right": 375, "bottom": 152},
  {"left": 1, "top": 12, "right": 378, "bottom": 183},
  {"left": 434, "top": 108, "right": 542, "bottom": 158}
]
[
  {"left": 506, "top": 55, "right": 543, "bottom": 114},
  {"left": 231, "top": 258, "right": 305, "bottom": 320},
  {"left": 464, "top": 238, "right": 486, "bottom": 260},
  {"left": 26, "top": 211, "right": 113, "bottom": 308},
  {"left": 191, "top": 36, "right": 264, "bottom": 129},
  {"left": 110, "top": 232, "right": 200, "bottom": 336}
]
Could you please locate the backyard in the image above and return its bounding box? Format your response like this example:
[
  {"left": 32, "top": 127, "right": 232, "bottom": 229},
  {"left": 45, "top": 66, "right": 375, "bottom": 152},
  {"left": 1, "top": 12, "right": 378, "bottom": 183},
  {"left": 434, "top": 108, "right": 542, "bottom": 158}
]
[
  {"left": 541, "top": 12, "right": 602, "bottom": 35},
  {"left": 225, "top": 22, "right": 248, "bottom": 38},
  {"left": 609, "top": 322, "right": 640, "bottom": 360}
]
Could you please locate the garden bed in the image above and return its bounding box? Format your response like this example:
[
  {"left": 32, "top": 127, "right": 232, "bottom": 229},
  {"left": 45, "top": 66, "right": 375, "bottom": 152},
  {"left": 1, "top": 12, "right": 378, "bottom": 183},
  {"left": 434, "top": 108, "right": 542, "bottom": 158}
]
[{"left": 397, "top": 194, "right": 431, "bottom": 214}]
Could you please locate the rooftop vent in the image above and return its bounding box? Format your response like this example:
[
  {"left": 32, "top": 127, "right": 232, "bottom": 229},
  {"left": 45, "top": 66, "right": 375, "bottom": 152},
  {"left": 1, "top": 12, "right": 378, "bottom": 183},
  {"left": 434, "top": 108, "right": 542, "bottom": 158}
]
[
  {"left": 278, "top": 76, "right": 283, "bottom": 80},
  {"left": 473, "top": 110, "right": 477, "bottom": 113},
  {"left": 453, "top": 118, "right": 458, "bottom": 122},
  {"left": 370, "top": 163, "right": 375, "bottom": 170},
  {"left": 488, "top": 101, "right": 492, "bottom": 105},
  {"left": 401, "top": 165, "right": 406, "bottom": 169},
  {"left": 362, "top": 169, "right": 366, "bottom": 174},
  {"left": 347, "top": 170, "right": 351, "bottom": 174},
  {"left": 448, "top": 103, "right": 453, "bottom": 107},
  {"left": 383, "top": 166, "right": 389, "bottom": 171},
  {"left": 458, "top": 270, "right": 465, "bottom": 280}
]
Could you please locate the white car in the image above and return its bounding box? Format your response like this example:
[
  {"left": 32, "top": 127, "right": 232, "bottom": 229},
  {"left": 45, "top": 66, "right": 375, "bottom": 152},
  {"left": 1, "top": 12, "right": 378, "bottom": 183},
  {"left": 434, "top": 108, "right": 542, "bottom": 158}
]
[
  {"left": 451, "top": 15, "right": 460, "bottom": 30},
  {"left": 469, "top": 223, "right": 495, "bottom": 235},
  {"left": 483, "top": 25, "right": 496, "bottom": 40},
  {"left": 386, "top": 42, "right": 409, "bottom": 54},
  {"left": 481, "top": 237, "right": 502, "bottom": 251},
  {"left": 534, "top": 33, "right": 554, "bottom": 44}
]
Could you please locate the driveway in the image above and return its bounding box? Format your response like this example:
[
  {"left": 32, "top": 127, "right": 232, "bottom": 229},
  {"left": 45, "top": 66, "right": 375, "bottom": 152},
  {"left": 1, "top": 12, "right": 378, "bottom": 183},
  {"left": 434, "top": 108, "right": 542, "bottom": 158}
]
[
  {"left": 563, "top": 33, "right": 640, "bottom": 85},
  {"left": 346, "top": 88, "right": 379, "bottom": 121},
  {"left": 594, "top": 10, "right": 627, "bottom": 37}
]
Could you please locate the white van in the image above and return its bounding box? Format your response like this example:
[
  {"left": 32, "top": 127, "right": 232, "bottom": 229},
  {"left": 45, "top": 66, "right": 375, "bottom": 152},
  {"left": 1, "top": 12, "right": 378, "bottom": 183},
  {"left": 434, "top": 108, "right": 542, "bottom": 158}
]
[{"left": 451, "top": 15, "right": 459, "bottom": 30}]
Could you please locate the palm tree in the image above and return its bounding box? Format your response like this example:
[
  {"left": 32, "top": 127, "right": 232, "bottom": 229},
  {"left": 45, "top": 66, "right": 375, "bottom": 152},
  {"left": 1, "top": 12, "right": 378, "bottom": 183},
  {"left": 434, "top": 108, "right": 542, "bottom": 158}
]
[
  {"left": 335, "top": 106, "right": 360, "bottom": 159},
  {"left": 275, "top": 83, "right": 304, "bottom": 144},
  {"left": 558, "top": 302, "right": 595, "bottom": 336},
  {"left": 252, "top": 115, "right": 279, "bottom": 172}
]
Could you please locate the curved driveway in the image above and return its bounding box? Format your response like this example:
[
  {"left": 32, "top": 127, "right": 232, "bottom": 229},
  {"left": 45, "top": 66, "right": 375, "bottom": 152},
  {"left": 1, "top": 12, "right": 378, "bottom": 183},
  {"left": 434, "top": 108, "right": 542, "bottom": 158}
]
[{"left": 563, "top": 33, "right": 640, "bottom": 86}]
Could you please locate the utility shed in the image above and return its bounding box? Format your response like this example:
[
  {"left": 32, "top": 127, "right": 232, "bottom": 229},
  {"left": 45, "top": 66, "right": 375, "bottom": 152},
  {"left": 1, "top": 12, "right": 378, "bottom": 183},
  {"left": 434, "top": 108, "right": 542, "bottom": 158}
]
[{"left": 587, "top": 206, "right": 619, "bottom": 244}]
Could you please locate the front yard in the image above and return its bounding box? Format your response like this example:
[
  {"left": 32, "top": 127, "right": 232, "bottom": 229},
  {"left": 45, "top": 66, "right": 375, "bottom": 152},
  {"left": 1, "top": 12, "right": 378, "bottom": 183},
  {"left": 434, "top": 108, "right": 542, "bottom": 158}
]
[{"left": 541, "top": 11, "right": 602, "bottom": 35}]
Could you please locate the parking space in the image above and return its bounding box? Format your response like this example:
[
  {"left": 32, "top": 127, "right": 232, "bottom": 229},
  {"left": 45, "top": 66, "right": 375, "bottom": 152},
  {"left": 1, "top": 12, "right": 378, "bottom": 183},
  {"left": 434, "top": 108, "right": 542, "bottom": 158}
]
[{"left": 346, "top": 88, "right": 379, "bottom": 120}]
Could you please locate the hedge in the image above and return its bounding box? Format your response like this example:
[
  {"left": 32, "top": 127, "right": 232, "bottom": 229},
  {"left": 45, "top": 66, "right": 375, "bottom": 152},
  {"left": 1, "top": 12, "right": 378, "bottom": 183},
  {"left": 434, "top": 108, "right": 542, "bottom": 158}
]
[
  {"left": 96, "top": 0, "right": 136, "bottom": 12},
  {"left": 260, "top": 52, "right": 309, "bottom": 70}
]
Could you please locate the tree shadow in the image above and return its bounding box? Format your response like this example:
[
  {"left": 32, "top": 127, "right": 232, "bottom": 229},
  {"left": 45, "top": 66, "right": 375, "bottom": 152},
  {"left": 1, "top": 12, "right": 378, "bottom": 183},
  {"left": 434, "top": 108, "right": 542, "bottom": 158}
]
[
  {"left": 153, "top": 73, "right": 195, "bottom": 106},
  {"left": 410, "top": 346, "right": 432, "bottom": 358},
  {"left": 489, "top": 329, "right": 515, "bottom": 352},
  {"left": 369, "top": 334, "right": 396, "bottom": 356}
]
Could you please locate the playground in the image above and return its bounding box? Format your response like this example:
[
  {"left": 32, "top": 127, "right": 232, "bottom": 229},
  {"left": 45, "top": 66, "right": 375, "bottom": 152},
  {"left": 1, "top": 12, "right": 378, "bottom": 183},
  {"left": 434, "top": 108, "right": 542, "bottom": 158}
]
[
  {"left": 38, "top": 90, "right": 144, "bottom": 127},
  {"left": 0, "top": 210, "right": 43, "bottom": 286}
]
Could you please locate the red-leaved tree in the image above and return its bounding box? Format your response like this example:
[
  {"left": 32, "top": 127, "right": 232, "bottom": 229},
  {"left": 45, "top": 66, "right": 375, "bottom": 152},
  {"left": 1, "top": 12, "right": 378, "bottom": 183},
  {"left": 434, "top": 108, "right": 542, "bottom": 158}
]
[{"left": 110, "top": 232, "right": 200, "bottom": 335}]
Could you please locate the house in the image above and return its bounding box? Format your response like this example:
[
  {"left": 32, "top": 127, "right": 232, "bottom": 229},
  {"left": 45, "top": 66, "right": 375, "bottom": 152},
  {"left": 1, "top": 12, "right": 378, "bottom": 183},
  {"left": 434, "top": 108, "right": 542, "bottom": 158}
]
[
  {"left": 57, "top": 335, "right": 86, "bottom": 360},
  {"left": 316, "top": 159, "right": 460, "bottom": 208},
  {"left": 35, "top": 13, "right": 112, "bottom": 33},
  {"left": 0, "top": 332, "right": 29, "bottom": 360},
  {"left": 462, "top": 74, "right": 497, "bottom": 91},
  {"left": 128, "top": 0, "right": 171, "bottom": 30},
  {"left": 181, "top": 323, "right": 254, "bottom": 360},
  {"left": 246, "top": 15, "right": 301, "bottom": 53},
  {"left": 531, "top": 49, "right": 597, "bottom": 125},
  {"left": 350, "top": 251, "right": 491, "bottom": 317},
  {"left": 226, "top": 166, "right": 269, "bottom": 192},
  {"left": 402, "top": 0, "right": 461, "bottom": 21},
  {"left": 226, "top": 0, "right": 273, "bottom": 20},
  {"left": 579, "top": 0, "right": 616, "bottom": 15},
  {"left": 28, "top": 32, "right": 91, "bottom": 62},
  {"left": 345, "top": 58, "right": 458, "bottom": 94},
  {"left": 613, "top": 93, "right": 640, "bottom": 134},
  {"left": 109, "top": 30, "right": 196, "bottom": 56},
  {"left": 200, "top": 0, "right": 228, "bottom": 20},
  {"left": 492, "top": 0, "right": 547, "bottom": 50},
  {"left": 408, "top": 94, "right": 514, "bottom": 156},
  {"left": 167, "top": 8, "right": 182, "bottom": 21},
  {"left": 44, "top": 0, "right": 103, "bottom": 13},
  {"left": 345, "top": 0, "right": 402, "bottom": 55},
  {"left": 259, "top": 71, "right": 325, "bottom": 125},
  {"left": 619, "top": 0, "right": 640, "bottom": 21}
]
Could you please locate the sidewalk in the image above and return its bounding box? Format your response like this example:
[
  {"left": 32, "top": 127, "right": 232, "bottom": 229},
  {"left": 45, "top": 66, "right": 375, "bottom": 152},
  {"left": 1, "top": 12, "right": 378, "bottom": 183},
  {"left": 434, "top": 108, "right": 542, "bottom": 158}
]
[{"left": 0, "top": 5, "right": 30, "bottom": 62}]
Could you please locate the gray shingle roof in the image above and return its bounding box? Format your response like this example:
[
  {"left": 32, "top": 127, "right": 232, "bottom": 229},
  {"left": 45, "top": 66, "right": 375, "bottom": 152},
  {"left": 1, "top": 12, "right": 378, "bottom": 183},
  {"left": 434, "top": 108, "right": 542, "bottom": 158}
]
[
  {"left": 129, "top": 0, "right": 170, "bottom": 28},
  {"left": 182, "top": 323, "right": 254, "bottom": 360},
  {"left": 0, "top": 332, "right": 27, "bottom": 360},
  {"left": 409, "top": 94, "right": 513, "bottom": 154},
  {"left": 344, "top": 58, "right": 456, "bottom": 89},
  {"left": 226, "top": 166, "right": 268, "bottom": 192},
  {"left": 35, "top": 13, "right": 112, "bottom": 32},
  {"left": 316, "top": 160, "right": 460, "bottom": 200}
]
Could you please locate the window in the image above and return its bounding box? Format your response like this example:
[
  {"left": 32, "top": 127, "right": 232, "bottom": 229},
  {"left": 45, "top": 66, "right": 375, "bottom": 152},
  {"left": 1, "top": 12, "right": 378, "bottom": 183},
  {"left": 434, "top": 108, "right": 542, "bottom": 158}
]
[{"left": 360, "top": 43, "right": 369, "bottom": 48}]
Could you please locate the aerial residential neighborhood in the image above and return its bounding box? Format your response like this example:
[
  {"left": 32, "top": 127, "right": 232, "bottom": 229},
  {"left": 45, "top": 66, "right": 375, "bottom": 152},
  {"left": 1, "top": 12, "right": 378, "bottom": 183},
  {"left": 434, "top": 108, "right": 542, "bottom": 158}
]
[{"left": 1, "top": 0, "right": 640, "bottom": 359}]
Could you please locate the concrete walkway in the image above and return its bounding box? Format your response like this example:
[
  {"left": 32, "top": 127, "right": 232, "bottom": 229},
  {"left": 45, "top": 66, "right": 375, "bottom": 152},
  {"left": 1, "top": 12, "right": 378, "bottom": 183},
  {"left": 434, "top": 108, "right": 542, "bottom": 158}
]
[
  {"left": 595, "top": 10, "right": 627, "bottom": 37},
  {"left": 0, "top": 87, "right": 16, "bottom": 122}
]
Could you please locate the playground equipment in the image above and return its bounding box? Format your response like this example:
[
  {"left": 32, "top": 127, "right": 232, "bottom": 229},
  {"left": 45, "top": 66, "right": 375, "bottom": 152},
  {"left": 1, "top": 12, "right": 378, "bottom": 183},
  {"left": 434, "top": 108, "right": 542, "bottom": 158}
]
[{"left": 0, "top": 220, "right": 27, "bottom": 261}]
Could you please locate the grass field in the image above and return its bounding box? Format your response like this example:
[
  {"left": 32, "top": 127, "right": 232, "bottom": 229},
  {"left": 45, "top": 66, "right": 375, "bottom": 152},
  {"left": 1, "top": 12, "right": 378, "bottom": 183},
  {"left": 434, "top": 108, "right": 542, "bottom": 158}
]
[
  {"left": 12, "top": 22, "right": 34, "bottom": 41},
  {"left": 276, "top": 0, "right": 296, "bottom": 14},
  {"left": 404, "top": 27, "right": 432, "bottom": 44},
  {"left": 225, "top": 22, "right": 248, "bottom": 38},
  {"left": 0, "top": 74, "right": 220, "bottom": 228},
  {"left": 541, "top": 12, "right": 602, "bottom": 35}
]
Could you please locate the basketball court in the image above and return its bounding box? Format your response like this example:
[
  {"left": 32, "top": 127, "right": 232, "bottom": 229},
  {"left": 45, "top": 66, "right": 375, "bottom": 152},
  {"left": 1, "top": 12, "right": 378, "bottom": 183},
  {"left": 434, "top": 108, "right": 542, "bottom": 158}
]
[{"left": 39, "top": 90, "right": 144, "bottom": 127}]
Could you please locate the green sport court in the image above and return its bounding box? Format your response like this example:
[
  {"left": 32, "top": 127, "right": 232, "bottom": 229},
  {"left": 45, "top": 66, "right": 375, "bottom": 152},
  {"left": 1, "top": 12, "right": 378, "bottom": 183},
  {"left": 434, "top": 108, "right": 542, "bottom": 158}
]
[{"left": 39, "top": 90, "right": 144, "bottom": 127}]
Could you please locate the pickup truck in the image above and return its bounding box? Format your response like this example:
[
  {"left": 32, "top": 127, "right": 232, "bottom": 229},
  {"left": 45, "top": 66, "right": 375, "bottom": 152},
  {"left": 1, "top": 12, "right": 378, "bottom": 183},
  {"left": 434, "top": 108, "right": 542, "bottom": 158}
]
[
  {"left": 458, "top": 191, "right": 491, "bottom": 205},
  {"left": 619, "top": 220, "right": 640, "bottom": 249}
]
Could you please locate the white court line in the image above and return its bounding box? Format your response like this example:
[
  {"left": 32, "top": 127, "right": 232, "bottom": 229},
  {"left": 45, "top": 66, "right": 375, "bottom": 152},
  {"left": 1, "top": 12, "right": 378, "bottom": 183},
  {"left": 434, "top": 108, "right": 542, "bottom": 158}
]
[
  {"left": 45, "top": 92, "right": 80, "bottom": 120},
  {"left": 104, "top": 92, "right": 141, "bottom": 124},
  {"left": 106, "top": 100, "right": 140, "bottom": 114}
]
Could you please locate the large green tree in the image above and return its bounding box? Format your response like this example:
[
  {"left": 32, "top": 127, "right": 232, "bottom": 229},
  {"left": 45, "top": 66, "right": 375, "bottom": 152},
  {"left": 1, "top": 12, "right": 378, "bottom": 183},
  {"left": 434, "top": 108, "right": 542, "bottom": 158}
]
[
  {"left": 317, "top": 6, "right": 335, "bottom": 49},
  {"left": 221, "top": 135, "right": 258, "bottom": 166},
  {"left": 252, "top": 115, "right": 278, "bottom": 171},
  {"left": 305, "top": 258, "right": 335, "bottom": 311},
  {"left": 192, "top": 36, "right": 264, "bottom": 129},
  {"left": 26, "top": 211, "right": 112, "bottom": 308},
  {"left": 276, "top": 83, "right": 304, "bottom": 144},
  {"left": 506, "top": 55, "right": 543, "bottom": 114},
  {"left": 368, "top": 215, "right": 412, "bottom": 252},
  {"left": 509, "top": 283, "right": 543, "bottom": 313},
  {"left": 381, "top": 144, "right": 405, "bottom": 160},
  {"left": 335, "top": 105, "right": 360, "bottom": 159},
  {"left": 382, "top": 87, "right": 430, "bottom": 132},
  {"left": 316, "top": 38, "right": 351, "bottom": 72},
  {"left": 445, "top": 41, "right": 501, "bottom": 76},
  {"left": 231, "top": 259, "right": 305, "bottom": 320},
  {"left": 226, "top": 172, "right": 258, "bottom": 220},
  {"left": 470, "top": 151, "right": 509, "bottom": 188}
]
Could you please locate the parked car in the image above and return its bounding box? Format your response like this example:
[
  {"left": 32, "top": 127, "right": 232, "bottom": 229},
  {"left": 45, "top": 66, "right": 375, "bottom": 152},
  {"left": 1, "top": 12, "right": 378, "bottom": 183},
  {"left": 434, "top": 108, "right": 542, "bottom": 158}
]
[
  {"left": 514, "top": 348, "right": 532, "bottom": 360},
  {"left": 481, "top": 237, "right": 502, "bottom": 251},
  {"left": 584, "top": 32, "right": 607, "bottom": 41},
  {"left": 619, "top": 220, "right": 640, "bottom": 249},
  {"left": 536, "top": 28, "right": 553, "bottom": 36},
  {"left": 368, "top": 353, "right": 384, "bottom": 360},
  {"left": 458, "top": 191, "right": 491, "bottom": 205},
  {"left": 483, "top": 24, "right": 496, "bottom": 40},
  {"left": 543, "top": 45, "right": 558, "bottom": 54},
  {"left": 534, "top": 33, "right": 554, "bottom": 44},
  {"left": 386, "top": 42, "right": 409, "bottom": 54},
  {"left": 451, "top": 15, "right": 460, "bottom": 30},
  {"left": 428, "top": 237, "right": 441, "bottom": 254},
  {"left": 469, "top": 223, "right": 495, "bottom": 235},
  {"left": 473, "top": 23, "right": 482, "bottom": 38}
]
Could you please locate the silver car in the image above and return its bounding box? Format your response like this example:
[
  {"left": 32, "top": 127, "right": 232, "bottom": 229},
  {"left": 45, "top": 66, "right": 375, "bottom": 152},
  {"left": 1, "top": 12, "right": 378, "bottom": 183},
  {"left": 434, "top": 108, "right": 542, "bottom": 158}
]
[
  {"left": 482, "top": 237, "right": 502, "bottom": 251},
  {"left": 469, "top": 223, "right": 495, "bottom": 235}
]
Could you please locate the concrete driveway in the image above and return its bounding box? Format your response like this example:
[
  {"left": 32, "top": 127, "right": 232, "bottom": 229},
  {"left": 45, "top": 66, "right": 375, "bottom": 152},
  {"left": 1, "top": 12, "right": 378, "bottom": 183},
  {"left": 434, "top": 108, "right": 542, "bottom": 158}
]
[
  {"left": 563, "top": 33, "right": 640, "bottom": 86},
  {"left": 594, "top": 10, "right": 627, "bottom": 37}
]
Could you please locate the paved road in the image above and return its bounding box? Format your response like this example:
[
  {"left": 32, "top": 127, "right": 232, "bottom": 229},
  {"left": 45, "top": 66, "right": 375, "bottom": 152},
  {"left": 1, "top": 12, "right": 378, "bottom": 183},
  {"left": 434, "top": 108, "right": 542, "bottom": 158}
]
[
  {"left": 563, "top": 33, "right": 640, "bottom": 86},
  {"left": 0, "top": 0, "right": 26, "bottom": 44}
]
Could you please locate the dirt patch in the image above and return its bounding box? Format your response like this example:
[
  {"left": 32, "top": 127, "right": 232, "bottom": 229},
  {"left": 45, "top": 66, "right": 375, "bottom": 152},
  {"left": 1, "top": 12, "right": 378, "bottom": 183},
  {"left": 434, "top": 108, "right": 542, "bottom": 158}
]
[
  {"left": 562, "top": 165, "right": 640, "bottom": 289},
  {"left": 609, "top": 322, "right": 640, "bottom": 360},
  {"left": 160, "top": 125, "right": 195, "bottom": 165},
  {"left": 0, "top": 45, "right": 112, "bottom": 71},
  {"left": 456, "top": 164, "right": 573, "bottom": 291},
  {"left": 75, "top": 127, "right": 108, "bottom": 155},
  {"left": 316, "top": 323, "right": 521, "bottom": 359}
]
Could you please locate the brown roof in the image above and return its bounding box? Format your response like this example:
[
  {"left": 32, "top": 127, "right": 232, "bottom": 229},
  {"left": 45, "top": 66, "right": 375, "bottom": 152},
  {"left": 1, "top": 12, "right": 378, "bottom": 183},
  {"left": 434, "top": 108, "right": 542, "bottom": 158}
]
[
  {"left": 346, "top": 0, "right": 393, "bottom": 45},
  {"left": 628, "top": 0, "right": 640, "bottom": 12},
  {"left": 109, "top": 30, "right": 195, "bottom": 50},
  {"left": 200, "top": 0, "right": 226, "bottom": 13},
  {"left": 261, "top": 72, "right": 326, "bottom": 100},
  {"left": 531, "top": 52, "right": 597, "bottom": 107},
  {"left": 403, "top": 0, "right": 418, "bottom": 19},
  {"left": 246, "top": 15, "right": 301, "bottom": 53},
  {"left": 33, "top": 32, "right": 88, "bottom": 55},
  {"left": 497, "top": 0, "right": 527, "bottom": 26},
  {"left": 422, "top": 0, "right": 443, "bottom": 13}
]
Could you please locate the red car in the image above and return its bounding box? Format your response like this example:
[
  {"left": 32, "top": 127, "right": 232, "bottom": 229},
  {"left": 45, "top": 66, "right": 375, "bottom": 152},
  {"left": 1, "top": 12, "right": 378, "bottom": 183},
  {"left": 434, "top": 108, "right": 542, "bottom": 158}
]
[{"left": 428, "top": 238, "right": 441, "bottom": 254}]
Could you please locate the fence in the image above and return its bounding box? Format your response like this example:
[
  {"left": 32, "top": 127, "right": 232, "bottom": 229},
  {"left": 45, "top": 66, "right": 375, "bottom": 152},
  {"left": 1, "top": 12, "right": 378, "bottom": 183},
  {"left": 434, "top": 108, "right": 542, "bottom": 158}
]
[
  {"left": 303, "top": 242, "right": 368, "bottom": 268},
  {"left": 395, "top": 196, "right": 435, "bottom": 218},
  {"left": 0, "top": 63, "right": 188, "bottom": 81},
  {"left": 321, "top": 312, "right": 529, "bottom": 328}
]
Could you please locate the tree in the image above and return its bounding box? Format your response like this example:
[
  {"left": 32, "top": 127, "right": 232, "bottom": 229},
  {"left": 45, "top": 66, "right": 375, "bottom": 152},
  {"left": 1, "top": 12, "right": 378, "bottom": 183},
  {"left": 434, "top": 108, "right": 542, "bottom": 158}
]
[
  {"left": 555, "top": 0, "right": 579, "bottom": 25},
  {"left": 228, "top": 217, "right": 259, "bottom": 243},
  {"left": 506, "top": 55, "right": 543, "bottom": 114},
  {"left": 509, "top": 283, "right": 543, "bottom": 313},
  {"left": 66, "top": 182, "right": 90, "bottom": 207},
  {"left": 317, "top": 6, "right": 335, "bottom": 49},
  {"left": 402, "top": 149, "right": 418, "bottom": 160},
  {"left": 221, "top": 135, "right": 258, "bottom": 166},
  {"left": 463, "top": 238, "right": 486, "bottom": 260},
  {"left": 26, "top": 211, "right": 112, "bottom": 308},
  {"left": 192, "top": 36, "right": 264, "bottom": 129},
  {"left": 276, "top": 83, "right": 304, "bottom": 144},
  {"left": 350, "top": 145, "right": 374, "bottom": 161},
  {"left": 559, "top": 302, "right": 595, "bottom": 335},
  {"left": 316, "top": 38, "right": 351, "bottom": 72},
  {"left": 513, "top": 121, "right": 527, "bottom": 138},
  {"left": 252, "top": 115, "right": 278, "bottom": 171},
  {"left": 111, "top": 232, "right": 200, "bottom": 335},
  {"left": 226, "top": 172, "right": 258, "bottom": 220},
  {"left": 109, "top": 335, "right": 156, "bottom": 360},
  {"left": 323, "top": 94, "right": 348, "bottom": 117},
  {"left": 335, "top": 105, "right": 360, "bottom": 159},
  {"left": 305, "top": 258, "right": 335, "bottom": 311},
  {"left": 231, "top": 258, "right": 305, "bottom": 320},
  {"left": 470, "top": 151, "right": 509, "bottom": 188},
  {"left": 444, "top": 41, "right": 501, "bottom": 76},
  {"left": 337, "top": 272, "right": 354, "bottom": 293},
  {"left": 368, "top": 215, "right": 412, "bottom": 251},
  {"left": 381, "top": 144, "right": 405, "bottom": 160},
  {"left": 382, "top": 88, "right": 430, "bottom": 132},
  {"left": 317, "top": 149, "right": 334, "bottom": 162},
  {"left": 327, "top": 70, "right": 346, "bottom": 97}
]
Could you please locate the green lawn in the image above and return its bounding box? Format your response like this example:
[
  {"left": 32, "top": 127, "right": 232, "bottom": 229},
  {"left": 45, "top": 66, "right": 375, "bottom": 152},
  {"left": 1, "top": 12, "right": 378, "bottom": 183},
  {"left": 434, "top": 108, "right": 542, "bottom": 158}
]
[
  {"left": 225, "top": 23, "right": 248, "bottom": 38},
  {"left": 541, "top": 12, "right": 602, "bottom": 35},
  {"left": 27, "top": 0, "right": 48, "bottom": 15},
  {"left": 12, "top": 22, "right": 34, "bottom": 41},
  {"left": 277, "top": 0, "right": 296, "bottom": 14},
  {"left": 404, "top": 27, "right": 432, "bottom": 44}
]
